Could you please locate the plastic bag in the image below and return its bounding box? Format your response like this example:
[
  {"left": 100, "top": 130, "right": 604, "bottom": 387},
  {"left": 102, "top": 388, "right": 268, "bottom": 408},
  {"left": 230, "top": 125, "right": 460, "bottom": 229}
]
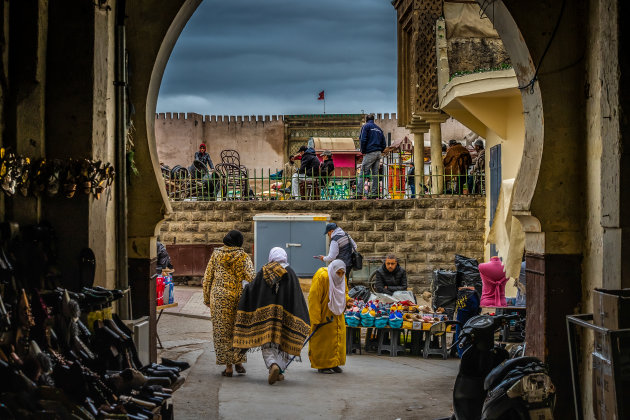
[
  {"left": 392, "top": 290, "right": 417, "bottom": 304},
  {"left": 454, "top": 254, "right": 483, "bottom": 297},
  {"left": 431, "top": 269, "right": 457, "bottom": 311},
  {"left": 349, "top": 285, "right": 371, "bottom": 303}
]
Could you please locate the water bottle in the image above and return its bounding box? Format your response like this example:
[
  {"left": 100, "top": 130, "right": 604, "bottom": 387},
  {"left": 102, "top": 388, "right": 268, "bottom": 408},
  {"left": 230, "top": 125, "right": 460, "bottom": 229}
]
[
  {"left": 162, "top": 276, "right": 171, "bottom": 306},
  {"left": 156, "top": 276, "right": 165, "bottom": 306},
  {"left": 164, "top": 274, "right": 174, "bottom": 304}
]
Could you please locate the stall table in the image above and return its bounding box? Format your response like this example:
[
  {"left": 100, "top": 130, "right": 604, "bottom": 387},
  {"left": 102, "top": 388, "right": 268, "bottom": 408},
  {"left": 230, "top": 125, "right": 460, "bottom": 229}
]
[
  {"left": 346, "top": 323, "right": 454, "bottom": 358},
  {"left": 156, "top": 302, "right": 178, "bottom": 349}
]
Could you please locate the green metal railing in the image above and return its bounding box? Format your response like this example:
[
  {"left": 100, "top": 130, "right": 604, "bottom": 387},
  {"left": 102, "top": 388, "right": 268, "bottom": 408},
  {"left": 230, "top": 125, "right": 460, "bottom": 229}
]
[{"left": 162, "top": 168, "right": 485, "bottom": 201}]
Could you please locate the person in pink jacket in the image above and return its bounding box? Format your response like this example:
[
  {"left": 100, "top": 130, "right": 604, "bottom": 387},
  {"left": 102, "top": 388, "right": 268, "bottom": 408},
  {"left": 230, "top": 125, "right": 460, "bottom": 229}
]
[{"left": 478, "top": 256, "right": 508, "bottom": 307}]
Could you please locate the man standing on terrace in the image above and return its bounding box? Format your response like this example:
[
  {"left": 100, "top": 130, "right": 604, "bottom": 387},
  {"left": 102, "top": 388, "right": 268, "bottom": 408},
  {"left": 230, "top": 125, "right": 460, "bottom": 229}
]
[{"left": 358, "top": 113, "right": 386, "bottom": 199}]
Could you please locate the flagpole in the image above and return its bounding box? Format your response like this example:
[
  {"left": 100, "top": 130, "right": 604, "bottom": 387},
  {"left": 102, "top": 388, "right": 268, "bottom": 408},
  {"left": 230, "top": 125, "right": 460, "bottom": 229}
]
[{"left": 324, "top": 97, "right": 326, "bottom": 114}]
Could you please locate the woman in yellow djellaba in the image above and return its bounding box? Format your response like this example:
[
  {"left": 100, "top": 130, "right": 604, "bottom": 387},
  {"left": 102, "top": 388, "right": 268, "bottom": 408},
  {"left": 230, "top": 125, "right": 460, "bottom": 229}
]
[
  {"left": 203, "top": 230, "right": 255, "bottom": 377},
  {"left": 308, "top": 259, "right": 354, "bottom": 374}
]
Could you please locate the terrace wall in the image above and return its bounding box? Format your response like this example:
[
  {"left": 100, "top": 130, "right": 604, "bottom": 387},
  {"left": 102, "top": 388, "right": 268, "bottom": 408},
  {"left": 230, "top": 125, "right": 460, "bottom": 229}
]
[{"left": 160, "top": 197, "right": 485, "bottom": 290}]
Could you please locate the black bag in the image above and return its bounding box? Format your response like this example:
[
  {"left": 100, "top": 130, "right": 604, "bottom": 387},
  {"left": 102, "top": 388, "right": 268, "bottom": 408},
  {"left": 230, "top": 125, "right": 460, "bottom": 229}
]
[
  {"left": 346, "top": 233, "right": 363, "bottom": 270},
  {"left": 349, "top": 285, "right": 371, "bottom": 303},
  {"left": 431, "top": 269, "right": 458, "bottom": 311},
  {"left": 454, "top": 254, "right": 483, "bottom": 298}
]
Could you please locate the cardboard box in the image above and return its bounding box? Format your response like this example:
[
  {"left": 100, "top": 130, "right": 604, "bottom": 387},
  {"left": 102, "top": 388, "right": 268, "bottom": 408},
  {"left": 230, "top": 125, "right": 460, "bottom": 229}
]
[
  {"left": 593, "top": 289, "right": 630, "bottom": 330},
  {"left": 592, "top": 331, "right": 630, "bottom": 420},
  {"left": 592, "top": 352, "right": 617, "bottom": 420}
]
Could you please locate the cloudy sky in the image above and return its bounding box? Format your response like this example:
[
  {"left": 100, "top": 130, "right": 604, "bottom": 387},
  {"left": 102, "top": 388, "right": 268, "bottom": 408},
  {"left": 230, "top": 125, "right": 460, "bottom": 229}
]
[{"left": 157, "top": 0, "right": 397, "bottom": 116}]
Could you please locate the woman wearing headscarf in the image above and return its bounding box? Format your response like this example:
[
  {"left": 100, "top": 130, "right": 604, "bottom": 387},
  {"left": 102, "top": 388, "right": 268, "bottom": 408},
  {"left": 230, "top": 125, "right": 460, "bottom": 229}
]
[
  {"left": 203, "top": 230, "right": 255, "bottom": 377},
  {"left": 232, "top": 247, "right": 310, "bottom": 385},
  {"left": 307, "top": 260, "right": 354, "bottom": 374}
]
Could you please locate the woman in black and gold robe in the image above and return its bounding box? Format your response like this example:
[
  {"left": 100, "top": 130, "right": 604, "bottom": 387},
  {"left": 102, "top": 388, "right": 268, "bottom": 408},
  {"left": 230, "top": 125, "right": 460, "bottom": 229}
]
[{"left": 232, "top": 247, "right": 310, "bottom": 385}]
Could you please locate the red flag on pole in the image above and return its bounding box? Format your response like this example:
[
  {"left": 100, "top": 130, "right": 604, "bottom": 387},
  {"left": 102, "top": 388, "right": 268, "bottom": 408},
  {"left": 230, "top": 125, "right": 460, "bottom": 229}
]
[{"left": 317, "top": 90, "right": 325, "bottom": 100}]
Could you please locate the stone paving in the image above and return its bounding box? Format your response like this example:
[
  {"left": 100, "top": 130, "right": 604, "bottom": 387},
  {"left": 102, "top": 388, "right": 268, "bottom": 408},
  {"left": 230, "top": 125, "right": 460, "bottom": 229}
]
[
  {"left": 158, "top": 286, "right": 459, "bottom": 420},
  {"left": 162, "top": 285, "right": 210, "bottom": 319}
]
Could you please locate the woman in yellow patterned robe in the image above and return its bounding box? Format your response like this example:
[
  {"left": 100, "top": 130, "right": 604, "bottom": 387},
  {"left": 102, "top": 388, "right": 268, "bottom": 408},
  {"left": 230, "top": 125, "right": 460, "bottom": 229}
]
[
  {"left": 203, "top": 230, "right": 255, "bottom": 376},
  {"left": 308, "top": 260, "right": 354, "bottom": 373}
]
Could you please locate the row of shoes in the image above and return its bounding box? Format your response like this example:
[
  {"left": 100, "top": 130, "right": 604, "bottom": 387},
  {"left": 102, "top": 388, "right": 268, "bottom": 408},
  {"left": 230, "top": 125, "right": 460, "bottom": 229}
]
[
  {"left": 0, "top": 221, "right": 190, "bottom": 418},
  {"left": 0, "top": 147, "right": 115, "bottom": 199},
  {"left": 1, "top": 284, "right": 189, "bottom": 419}
]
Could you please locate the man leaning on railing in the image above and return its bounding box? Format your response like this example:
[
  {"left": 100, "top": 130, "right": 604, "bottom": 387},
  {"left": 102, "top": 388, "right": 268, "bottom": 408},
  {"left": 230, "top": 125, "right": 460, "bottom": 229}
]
[{"left": 467, "top": 139, "right": 485, "bottom": 194}]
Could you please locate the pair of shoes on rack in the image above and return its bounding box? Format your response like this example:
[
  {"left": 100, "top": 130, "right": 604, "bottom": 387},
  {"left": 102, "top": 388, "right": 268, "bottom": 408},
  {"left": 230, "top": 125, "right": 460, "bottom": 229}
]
[
  {"left": 160, "top": 357, "right": 190, "bottom": 372},
  {"left": 139, "top": 363, "right": 185, "bottom": 391},
  {"left": 105, "top": 368, "right": 172, "bottom": 395}
]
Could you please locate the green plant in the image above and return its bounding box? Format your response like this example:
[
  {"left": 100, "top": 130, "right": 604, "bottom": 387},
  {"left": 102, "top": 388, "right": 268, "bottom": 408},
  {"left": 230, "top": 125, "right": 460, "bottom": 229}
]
[{"left": 449, "top": 62, "right": 513, "bottom": 82}]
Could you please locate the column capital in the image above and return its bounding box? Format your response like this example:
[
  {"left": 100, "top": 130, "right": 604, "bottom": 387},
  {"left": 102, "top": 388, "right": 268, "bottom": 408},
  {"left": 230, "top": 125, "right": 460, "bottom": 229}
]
[
  {"left": 406, "top": 114, "right": 430, "bottom": 133},
  {"left": 415, "top": 111, "right": 450, "bottom": 124}
]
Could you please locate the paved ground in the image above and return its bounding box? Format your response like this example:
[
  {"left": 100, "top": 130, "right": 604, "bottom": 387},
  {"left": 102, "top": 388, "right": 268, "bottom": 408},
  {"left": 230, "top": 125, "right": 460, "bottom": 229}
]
[
  {"left": 162, "top": 285, "right": 211, "bottom": 318},
  {"left": 158, "top": 286, "right": 458, "bottom": 420}
]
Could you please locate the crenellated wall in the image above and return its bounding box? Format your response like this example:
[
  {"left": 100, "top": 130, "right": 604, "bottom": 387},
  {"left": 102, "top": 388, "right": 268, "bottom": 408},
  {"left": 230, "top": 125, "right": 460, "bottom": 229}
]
[
  {"left": 155, "top": 112, "right": 473, "bottom": 172},
  {"left": 155, "top": 112, "right": 286, "bottom": 172}
]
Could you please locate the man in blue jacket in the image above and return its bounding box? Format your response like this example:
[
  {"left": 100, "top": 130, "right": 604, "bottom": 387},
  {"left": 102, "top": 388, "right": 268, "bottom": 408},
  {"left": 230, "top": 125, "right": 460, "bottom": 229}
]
[{"left": 358, "top": 114, "right": 386, "bottom": 198}]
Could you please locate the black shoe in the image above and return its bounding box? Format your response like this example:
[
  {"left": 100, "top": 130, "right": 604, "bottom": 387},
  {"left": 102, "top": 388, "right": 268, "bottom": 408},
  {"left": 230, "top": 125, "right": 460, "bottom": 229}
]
[
  {"left": 317, "top": 368, "right": 335, "bottom": 374},
  {"left": 331, "top": 366, "right": 343, "bottom": 373},
  {"left": 143, "top": 368, "right": 177, "bottom": 383},
  {"left": 160, "top": 358, "right": 190, "bottom": 372}
]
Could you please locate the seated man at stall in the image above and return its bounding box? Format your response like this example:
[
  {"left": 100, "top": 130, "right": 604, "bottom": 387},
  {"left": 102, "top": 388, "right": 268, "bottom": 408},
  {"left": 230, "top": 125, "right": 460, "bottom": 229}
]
[{"left": 373, "top": 254, "right": 407, "bottom": 295}]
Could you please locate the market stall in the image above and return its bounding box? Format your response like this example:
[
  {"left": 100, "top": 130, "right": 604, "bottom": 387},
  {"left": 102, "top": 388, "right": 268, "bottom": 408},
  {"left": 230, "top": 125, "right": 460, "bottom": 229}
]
[
  {"left": 344, "top": 300, "right": 454, "bottom": 359},
  {"left": 382, "top": 136, "right": 414, "bottom": 199},
  {"left": 310, "top": 137, "right": 361, "bottom": 199}
]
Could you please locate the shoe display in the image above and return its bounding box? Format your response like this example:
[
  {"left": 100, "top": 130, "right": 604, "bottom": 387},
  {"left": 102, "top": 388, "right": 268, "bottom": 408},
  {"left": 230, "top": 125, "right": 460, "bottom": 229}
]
[{"left": 0, "top": 221, "right": 181, "bottom": 419}]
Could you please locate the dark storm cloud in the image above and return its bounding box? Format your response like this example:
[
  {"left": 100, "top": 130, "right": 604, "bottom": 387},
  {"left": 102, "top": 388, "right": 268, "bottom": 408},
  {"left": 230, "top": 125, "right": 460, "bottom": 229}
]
[{"left": 157, "top": 0, "right": 397, "bottom": 115}]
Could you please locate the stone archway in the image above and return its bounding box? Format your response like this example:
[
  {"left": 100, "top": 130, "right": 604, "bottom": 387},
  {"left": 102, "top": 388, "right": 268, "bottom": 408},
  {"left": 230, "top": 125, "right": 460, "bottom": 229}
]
[
  {"left": 478, "top": 2, "right": 617, "bottom": 418},
  {"left": 125, "top": 0, "right": 202, "bottom": 362}
]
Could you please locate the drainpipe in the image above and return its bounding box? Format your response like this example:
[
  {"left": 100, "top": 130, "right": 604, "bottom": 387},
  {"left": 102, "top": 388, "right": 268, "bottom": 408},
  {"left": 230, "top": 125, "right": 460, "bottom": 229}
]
[{"left": 115, "top": 0, "right": 130, "bottom": 319}]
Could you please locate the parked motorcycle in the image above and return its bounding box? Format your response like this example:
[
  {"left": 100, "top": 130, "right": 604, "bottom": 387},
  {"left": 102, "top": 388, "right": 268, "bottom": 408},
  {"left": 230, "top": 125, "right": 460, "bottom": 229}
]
[{"left": 435, "top": 314, "right": 556, "bottom": 420}]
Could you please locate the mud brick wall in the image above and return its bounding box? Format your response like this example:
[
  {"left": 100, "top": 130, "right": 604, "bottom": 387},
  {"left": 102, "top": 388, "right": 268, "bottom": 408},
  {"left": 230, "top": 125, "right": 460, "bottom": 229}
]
[{"left": 160, "top": 197, "right": 485, "bottom": 290}]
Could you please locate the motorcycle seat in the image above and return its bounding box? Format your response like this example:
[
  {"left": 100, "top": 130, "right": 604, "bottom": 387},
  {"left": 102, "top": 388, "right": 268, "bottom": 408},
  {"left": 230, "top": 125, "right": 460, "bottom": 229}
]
[{"left": 484, "top": 356, "right": 542, "bottom": 391}]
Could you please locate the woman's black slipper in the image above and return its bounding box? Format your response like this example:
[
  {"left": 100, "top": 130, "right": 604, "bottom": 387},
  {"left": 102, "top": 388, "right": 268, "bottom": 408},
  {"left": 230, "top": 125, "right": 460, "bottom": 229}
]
[{"left": 317, "top": 368, "right": 335, "bottom": 374}]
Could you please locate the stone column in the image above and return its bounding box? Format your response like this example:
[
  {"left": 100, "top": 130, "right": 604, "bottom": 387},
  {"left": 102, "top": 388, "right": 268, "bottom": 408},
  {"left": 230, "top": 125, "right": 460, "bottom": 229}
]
[
  {"left": 406, "top": 116, "right": 430, "bottom": 196},
  {"left": 429, "top": 122, "right": 444, "bottom": 194},
  {"left": 416, "top": 113, "right": 449, "bottom": 194}
]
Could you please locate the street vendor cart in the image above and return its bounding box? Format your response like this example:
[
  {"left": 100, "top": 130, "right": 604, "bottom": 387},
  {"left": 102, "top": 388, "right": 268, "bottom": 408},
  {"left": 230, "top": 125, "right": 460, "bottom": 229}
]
[{"left": 310, "top": 137, "right": 361, "bottom": 199}]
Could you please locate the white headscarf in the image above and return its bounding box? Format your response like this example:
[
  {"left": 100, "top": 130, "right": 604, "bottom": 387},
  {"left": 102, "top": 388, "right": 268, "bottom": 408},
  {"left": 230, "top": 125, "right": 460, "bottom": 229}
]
[
  {"left": 268, "top": 247, "right": 289, "bottom": 268},
  {"left": 327, "top": 259, "right": 347, "bottom": 315}
]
